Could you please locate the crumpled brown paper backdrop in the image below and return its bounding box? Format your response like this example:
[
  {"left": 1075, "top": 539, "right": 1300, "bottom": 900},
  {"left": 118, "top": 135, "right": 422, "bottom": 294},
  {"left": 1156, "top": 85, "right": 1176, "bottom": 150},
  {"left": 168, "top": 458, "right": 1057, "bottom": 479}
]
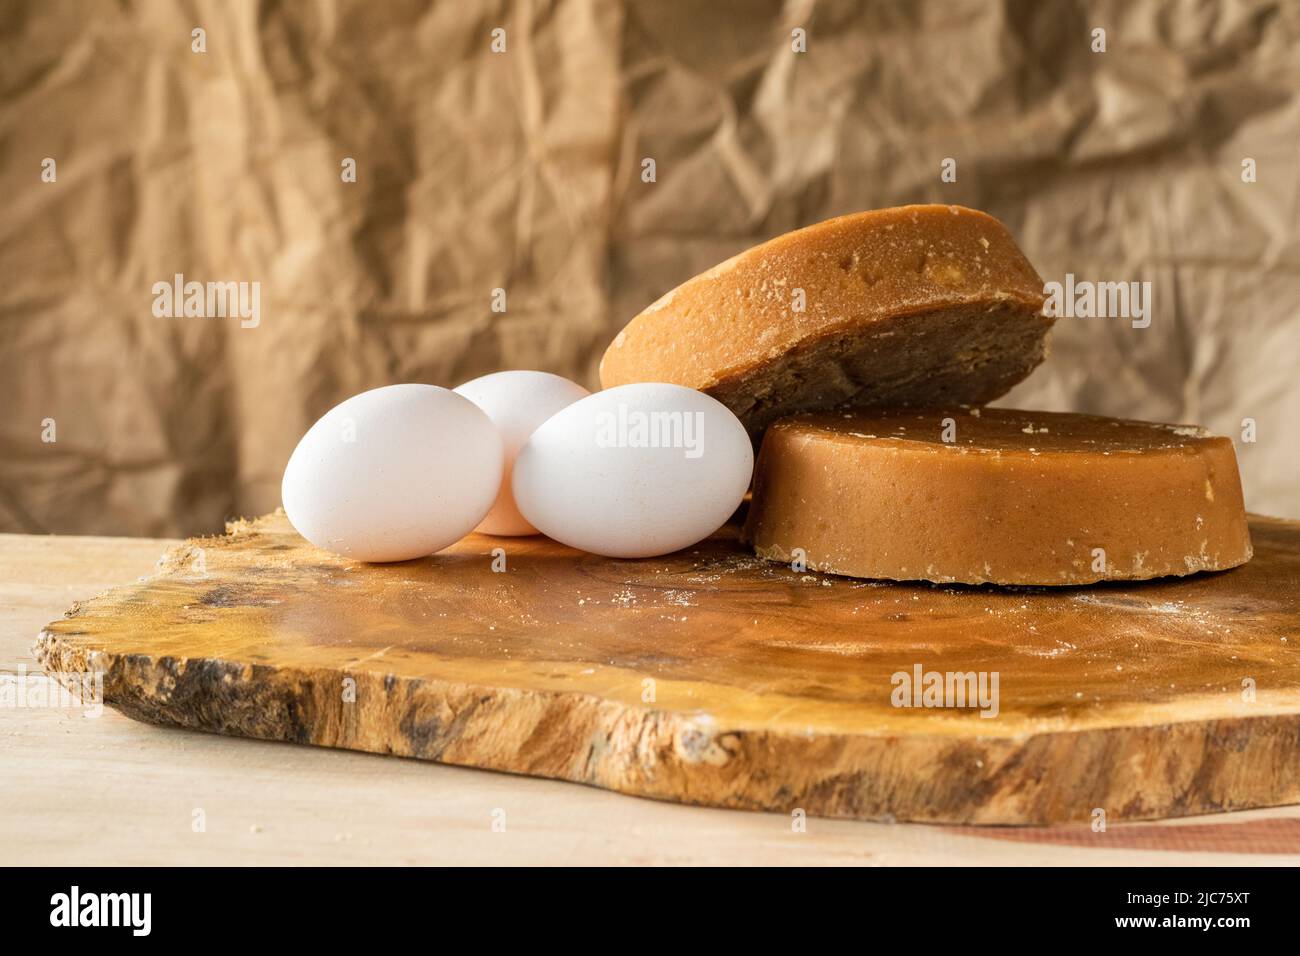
[{"left": 2, "top": 0, "right": 1298, "bottom": 536}]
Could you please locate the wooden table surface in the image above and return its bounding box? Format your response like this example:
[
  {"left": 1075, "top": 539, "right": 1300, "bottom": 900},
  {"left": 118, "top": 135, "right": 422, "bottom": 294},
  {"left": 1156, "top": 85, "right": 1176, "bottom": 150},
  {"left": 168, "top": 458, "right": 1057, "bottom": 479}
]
[{"left": 4, "top": 532, "right": 1299, "bottom": 866}]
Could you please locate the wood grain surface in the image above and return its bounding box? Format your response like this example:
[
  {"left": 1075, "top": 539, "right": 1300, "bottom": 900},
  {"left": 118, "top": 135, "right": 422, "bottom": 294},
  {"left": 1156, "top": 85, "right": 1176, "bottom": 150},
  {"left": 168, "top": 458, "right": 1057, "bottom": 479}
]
[
  {"left": 8, "top": 531, "right": 1300, "bottom": 864},
  {"left": 34, "top": 511, "right": 1300, "bottom": 826}
]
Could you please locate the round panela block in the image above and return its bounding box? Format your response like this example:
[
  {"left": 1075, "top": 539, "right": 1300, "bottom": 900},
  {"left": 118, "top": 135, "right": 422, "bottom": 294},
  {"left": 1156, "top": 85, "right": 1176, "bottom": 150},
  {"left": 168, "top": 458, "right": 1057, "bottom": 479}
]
[
  {"left": 600, "top": 204, "right": 1051, "bottom": 437},
  {"left": 742, "top": 407, "right": 1253, "bottom": 586}
]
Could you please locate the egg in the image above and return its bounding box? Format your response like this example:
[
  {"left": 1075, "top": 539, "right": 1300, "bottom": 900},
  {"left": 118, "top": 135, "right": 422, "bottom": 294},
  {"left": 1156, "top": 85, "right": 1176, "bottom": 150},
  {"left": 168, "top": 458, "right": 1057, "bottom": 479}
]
[
  {"left": 512, "top": 383, "right": 753, "bottom": 558},
  {"left": 453, "top": 370, "right": 590, "bottom": 535},
  {"left": 281, "top": 384, "right": 502, "bottom": 562}
]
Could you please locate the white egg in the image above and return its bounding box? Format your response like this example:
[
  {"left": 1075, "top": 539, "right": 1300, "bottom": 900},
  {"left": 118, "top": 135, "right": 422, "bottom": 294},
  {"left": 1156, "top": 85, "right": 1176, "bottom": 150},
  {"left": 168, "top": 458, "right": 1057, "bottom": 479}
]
[
  {"left": 454, "top": 370, "right": 590, "bottom": 536},
  {"left": 512, "top": 383, "right": 753, "bottom": 558},
  {"left": 281, "top": 384, "right": 502, "bottom": 562}
]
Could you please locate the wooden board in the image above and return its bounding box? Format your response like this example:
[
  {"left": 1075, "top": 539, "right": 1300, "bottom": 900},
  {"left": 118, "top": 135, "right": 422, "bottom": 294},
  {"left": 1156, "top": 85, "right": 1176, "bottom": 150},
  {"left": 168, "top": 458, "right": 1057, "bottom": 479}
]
[
  {"left": 13, "top": 531, "right": 1300, "bottom": 866},
  {"left": 35, "top": 511, "right": 1300, "bottom": 825}
]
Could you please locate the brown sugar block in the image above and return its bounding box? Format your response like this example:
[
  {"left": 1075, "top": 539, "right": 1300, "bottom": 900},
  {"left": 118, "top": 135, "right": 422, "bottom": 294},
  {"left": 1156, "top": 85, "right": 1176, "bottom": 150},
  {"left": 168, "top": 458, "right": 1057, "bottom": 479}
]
[
  {"left": 741, "top": 408, "right": 1253, "bottom": 586},
  {"left": 599, "top": 205, "right": 1051, "bottom": 436}
]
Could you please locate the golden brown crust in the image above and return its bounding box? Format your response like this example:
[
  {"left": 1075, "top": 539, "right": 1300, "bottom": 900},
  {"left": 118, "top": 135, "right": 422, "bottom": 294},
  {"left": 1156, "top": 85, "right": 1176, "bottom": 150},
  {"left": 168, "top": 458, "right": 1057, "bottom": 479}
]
[
  {"left": 742, "top": 408, "right": 1253, "bottom": 586},
  {"left": 600, "top": 205, "right": 1051, "bottom": 433}
]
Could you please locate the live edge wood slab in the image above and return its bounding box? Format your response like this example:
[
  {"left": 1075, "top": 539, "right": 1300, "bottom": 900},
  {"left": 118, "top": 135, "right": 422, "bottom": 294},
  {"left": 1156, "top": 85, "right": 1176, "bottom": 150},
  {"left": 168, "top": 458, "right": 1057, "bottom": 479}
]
[{"left": 36, "top": 511, "right": 1300, "bottom": 826}]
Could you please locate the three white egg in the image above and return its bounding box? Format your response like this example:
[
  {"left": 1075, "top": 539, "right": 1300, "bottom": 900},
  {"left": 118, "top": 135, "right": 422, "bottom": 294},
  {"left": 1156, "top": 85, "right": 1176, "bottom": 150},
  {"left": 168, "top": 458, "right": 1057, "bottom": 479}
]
[{"left": 282, "top": 374, "right": 753, "bottom": 562}]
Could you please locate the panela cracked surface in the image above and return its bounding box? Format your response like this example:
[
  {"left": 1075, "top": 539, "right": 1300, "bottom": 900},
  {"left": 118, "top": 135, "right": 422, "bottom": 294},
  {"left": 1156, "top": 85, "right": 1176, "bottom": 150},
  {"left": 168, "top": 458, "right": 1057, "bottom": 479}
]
[{"left": 36, "top": 510, "right": 1300, "bottom": 825}]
